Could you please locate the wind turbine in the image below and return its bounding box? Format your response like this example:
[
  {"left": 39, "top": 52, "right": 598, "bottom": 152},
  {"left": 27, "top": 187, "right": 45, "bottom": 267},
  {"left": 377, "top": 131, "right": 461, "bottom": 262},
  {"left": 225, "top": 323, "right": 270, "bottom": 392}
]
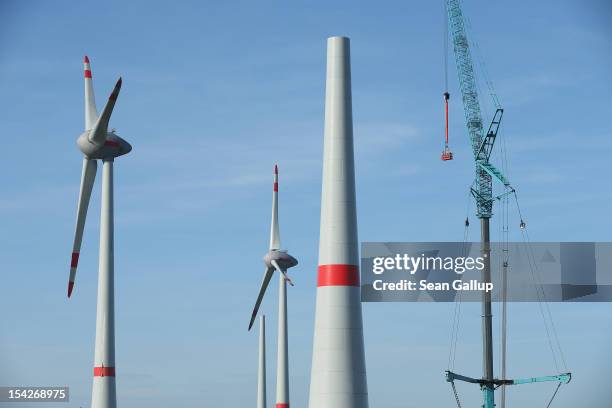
[
  {"left": 248, "top": 165, "right": 297, "bottom": 408},
  {"left": 68, "top": 56, "right": 131, "bottom": 408}
]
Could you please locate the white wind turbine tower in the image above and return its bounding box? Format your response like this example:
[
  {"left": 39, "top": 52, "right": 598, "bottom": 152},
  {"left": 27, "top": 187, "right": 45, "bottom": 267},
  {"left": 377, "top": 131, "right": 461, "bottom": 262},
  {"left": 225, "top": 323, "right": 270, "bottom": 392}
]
[
  {"left": 309, "top": 36, "right": 369, "bottom": 408},
  {"left": 67, "top": 56, "right": 132, "bottom": 408},
  {"left": 248, "top": 165, "right": 297, "bottom": 408},
  {"left": 257, "top": 315, "right": 267, "bottom": 408}
]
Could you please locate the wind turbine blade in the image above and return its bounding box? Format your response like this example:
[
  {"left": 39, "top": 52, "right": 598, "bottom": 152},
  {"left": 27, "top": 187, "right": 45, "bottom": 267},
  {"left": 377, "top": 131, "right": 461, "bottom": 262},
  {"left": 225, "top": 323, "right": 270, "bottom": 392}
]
[
  {"left": 248, "top": 266, "right": 275, "bottom": 331},
  {"left": 271, "top": 259, "right": 294, "bottom": 286},
  {"left": 83, "top": 56, "right": 98, "bottom": 130},
  {"left": 89, "top": 77, "right": 122, "bottom": 145},
  {"left": 68, "top": 158, "right": 97, "bottom": 297},
  {"left": 269, "top": 164, "right": 281, "bottom": 250}
]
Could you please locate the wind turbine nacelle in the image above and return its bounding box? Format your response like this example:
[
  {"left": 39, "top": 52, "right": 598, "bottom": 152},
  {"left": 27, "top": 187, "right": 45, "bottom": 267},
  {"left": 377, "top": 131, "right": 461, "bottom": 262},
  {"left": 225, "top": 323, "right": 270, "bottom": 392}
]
[
  {"left": 264, "top": 250, "right": 298, "bottom": 270},
  {"left": 77, "top": 131, "right": 132, "bottom": 159}
]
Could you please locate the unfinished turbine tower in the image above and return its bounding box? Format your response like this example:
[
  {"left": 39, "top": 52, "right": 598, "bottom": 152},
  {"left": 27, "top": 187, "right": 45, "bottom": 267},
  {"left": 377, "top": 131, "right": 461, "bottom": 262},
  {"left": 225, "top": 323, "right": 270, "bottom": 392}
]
[
  {"left": 257, "top": 315, "right": 267, "bottom": 408},
  {"left": 309, "top": 36, "right": 368, "bottom": 408},
  {"left": 248, "top": 165, "right": 297, "bottom": 408},
  {"left": 68, "top": 56, "right": 131, "bottom": 408}
]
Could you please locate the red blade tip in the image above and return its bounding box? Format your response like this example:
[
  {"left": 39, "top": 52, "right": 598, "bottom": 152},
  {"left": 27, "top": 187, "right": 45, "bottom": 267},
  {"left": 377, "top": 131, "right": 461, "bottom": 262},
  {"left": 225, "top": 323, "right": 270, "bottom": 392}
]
[
  {"left": 84, "top": 56, "right": 90, "bottom": 63},
  {"left": 274, "top": 164, "right": 278, "bottom": 174},
  {"left": 67, "top": 281, "right": 74, "bottom": 298},
  {"left": 109, "top": 78, "right": 122, "bottom": 101},
  {"left": 71, "top": 252, "right": 79, "bottom": 268}
]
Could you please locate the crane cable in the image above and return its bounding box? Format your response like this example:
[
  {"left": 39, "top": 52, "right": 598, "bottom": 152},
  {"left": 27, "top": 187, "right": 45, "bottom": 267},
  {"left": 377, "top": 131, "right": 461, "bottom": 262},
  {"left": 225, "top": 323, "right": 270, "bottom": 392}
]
[
  {"left": 447, "top": 188, "right": 471, "bottom": 372},
  {"left": 545, "top": 382, "right": 563, "bottom": 408},
  {"left": 500, "top": 125, "right": 569, "bottom": 405},
  {"left": 462, "top": 8, "right": 501, "bottom": 109},
  {"left": 496, "top": 119, "right": 511, "bottom": 408},
  {"left": 444, "top": 0, "right": 449, "bottom": 93},
  {"left": 514, "top": 192, "right": 568, "bottom": 373},
  {"left": 450, "top": 380, "right": 463, "bottom": 408}
]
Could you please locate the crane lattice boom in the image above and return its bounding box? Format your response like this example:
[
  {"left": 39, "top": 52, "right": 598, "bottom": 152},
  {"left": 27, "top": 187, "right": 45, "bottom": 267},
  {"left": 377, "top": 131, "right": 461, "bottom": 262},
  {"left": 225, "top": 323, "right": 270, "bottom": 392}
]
[{"left": 447, "top": 0, "right": 501, "bottom": 218}]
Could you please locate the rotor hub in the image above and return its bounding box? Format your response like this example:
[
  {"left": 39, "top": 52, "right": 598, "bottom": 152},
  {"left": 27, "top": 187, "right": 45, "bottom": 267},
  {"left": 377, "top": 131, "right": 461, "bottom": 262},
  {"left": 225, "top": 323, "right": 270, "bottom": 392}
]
[
  {"left": 264, "top": 249, "right": 298, "bottom": 270},
  {"left": 77, "top": 131, "right": 132, "bottom": 160}
]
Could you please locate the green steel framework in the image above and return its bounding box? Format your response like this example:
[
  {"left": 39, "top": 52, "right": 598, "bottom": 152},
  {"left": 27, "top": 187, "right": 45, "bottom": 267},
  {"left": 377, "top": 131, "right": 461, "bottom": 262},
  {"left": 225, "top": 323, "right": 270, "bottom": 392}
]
[{"left": 444, "top": 1, "right": 571, "bottom": 407}]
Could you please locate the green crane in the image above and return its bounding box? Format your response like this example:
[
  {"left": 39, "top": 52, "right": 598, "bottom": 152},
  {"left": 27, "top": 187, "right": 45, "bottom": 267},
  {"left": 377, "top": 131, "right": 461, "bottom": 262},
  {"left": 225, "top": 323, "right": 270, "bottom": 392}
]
[{"left": 442, "top": 1, "right": 570, "bottom": 407}]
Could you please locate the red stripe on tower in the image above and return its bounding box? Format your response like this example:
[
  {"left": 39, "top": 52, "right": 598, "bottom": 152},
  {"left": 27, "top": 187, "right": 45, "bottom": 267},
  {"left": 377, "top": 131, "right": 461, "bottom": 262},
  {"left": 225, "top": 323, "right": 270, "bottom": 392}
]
[
  {"left": 317, "top": 264, "right": 359, "bottom": 287},
  {"left": 276, "top": 404, "right": 289, "bottom": 408},
  {"left": 93, "top": 366, "right": 116, "bottom": 377}
]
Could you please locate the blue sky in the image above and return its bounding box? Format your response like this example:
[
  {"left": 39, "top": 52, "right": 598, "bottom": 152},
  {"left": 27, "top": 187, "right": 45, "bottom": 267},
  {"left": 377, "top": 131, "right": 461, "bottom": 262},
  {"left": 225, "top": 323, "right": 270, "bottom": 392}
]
[{"left": 1, "top": 0, "right": 611, "bottom": 407}]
